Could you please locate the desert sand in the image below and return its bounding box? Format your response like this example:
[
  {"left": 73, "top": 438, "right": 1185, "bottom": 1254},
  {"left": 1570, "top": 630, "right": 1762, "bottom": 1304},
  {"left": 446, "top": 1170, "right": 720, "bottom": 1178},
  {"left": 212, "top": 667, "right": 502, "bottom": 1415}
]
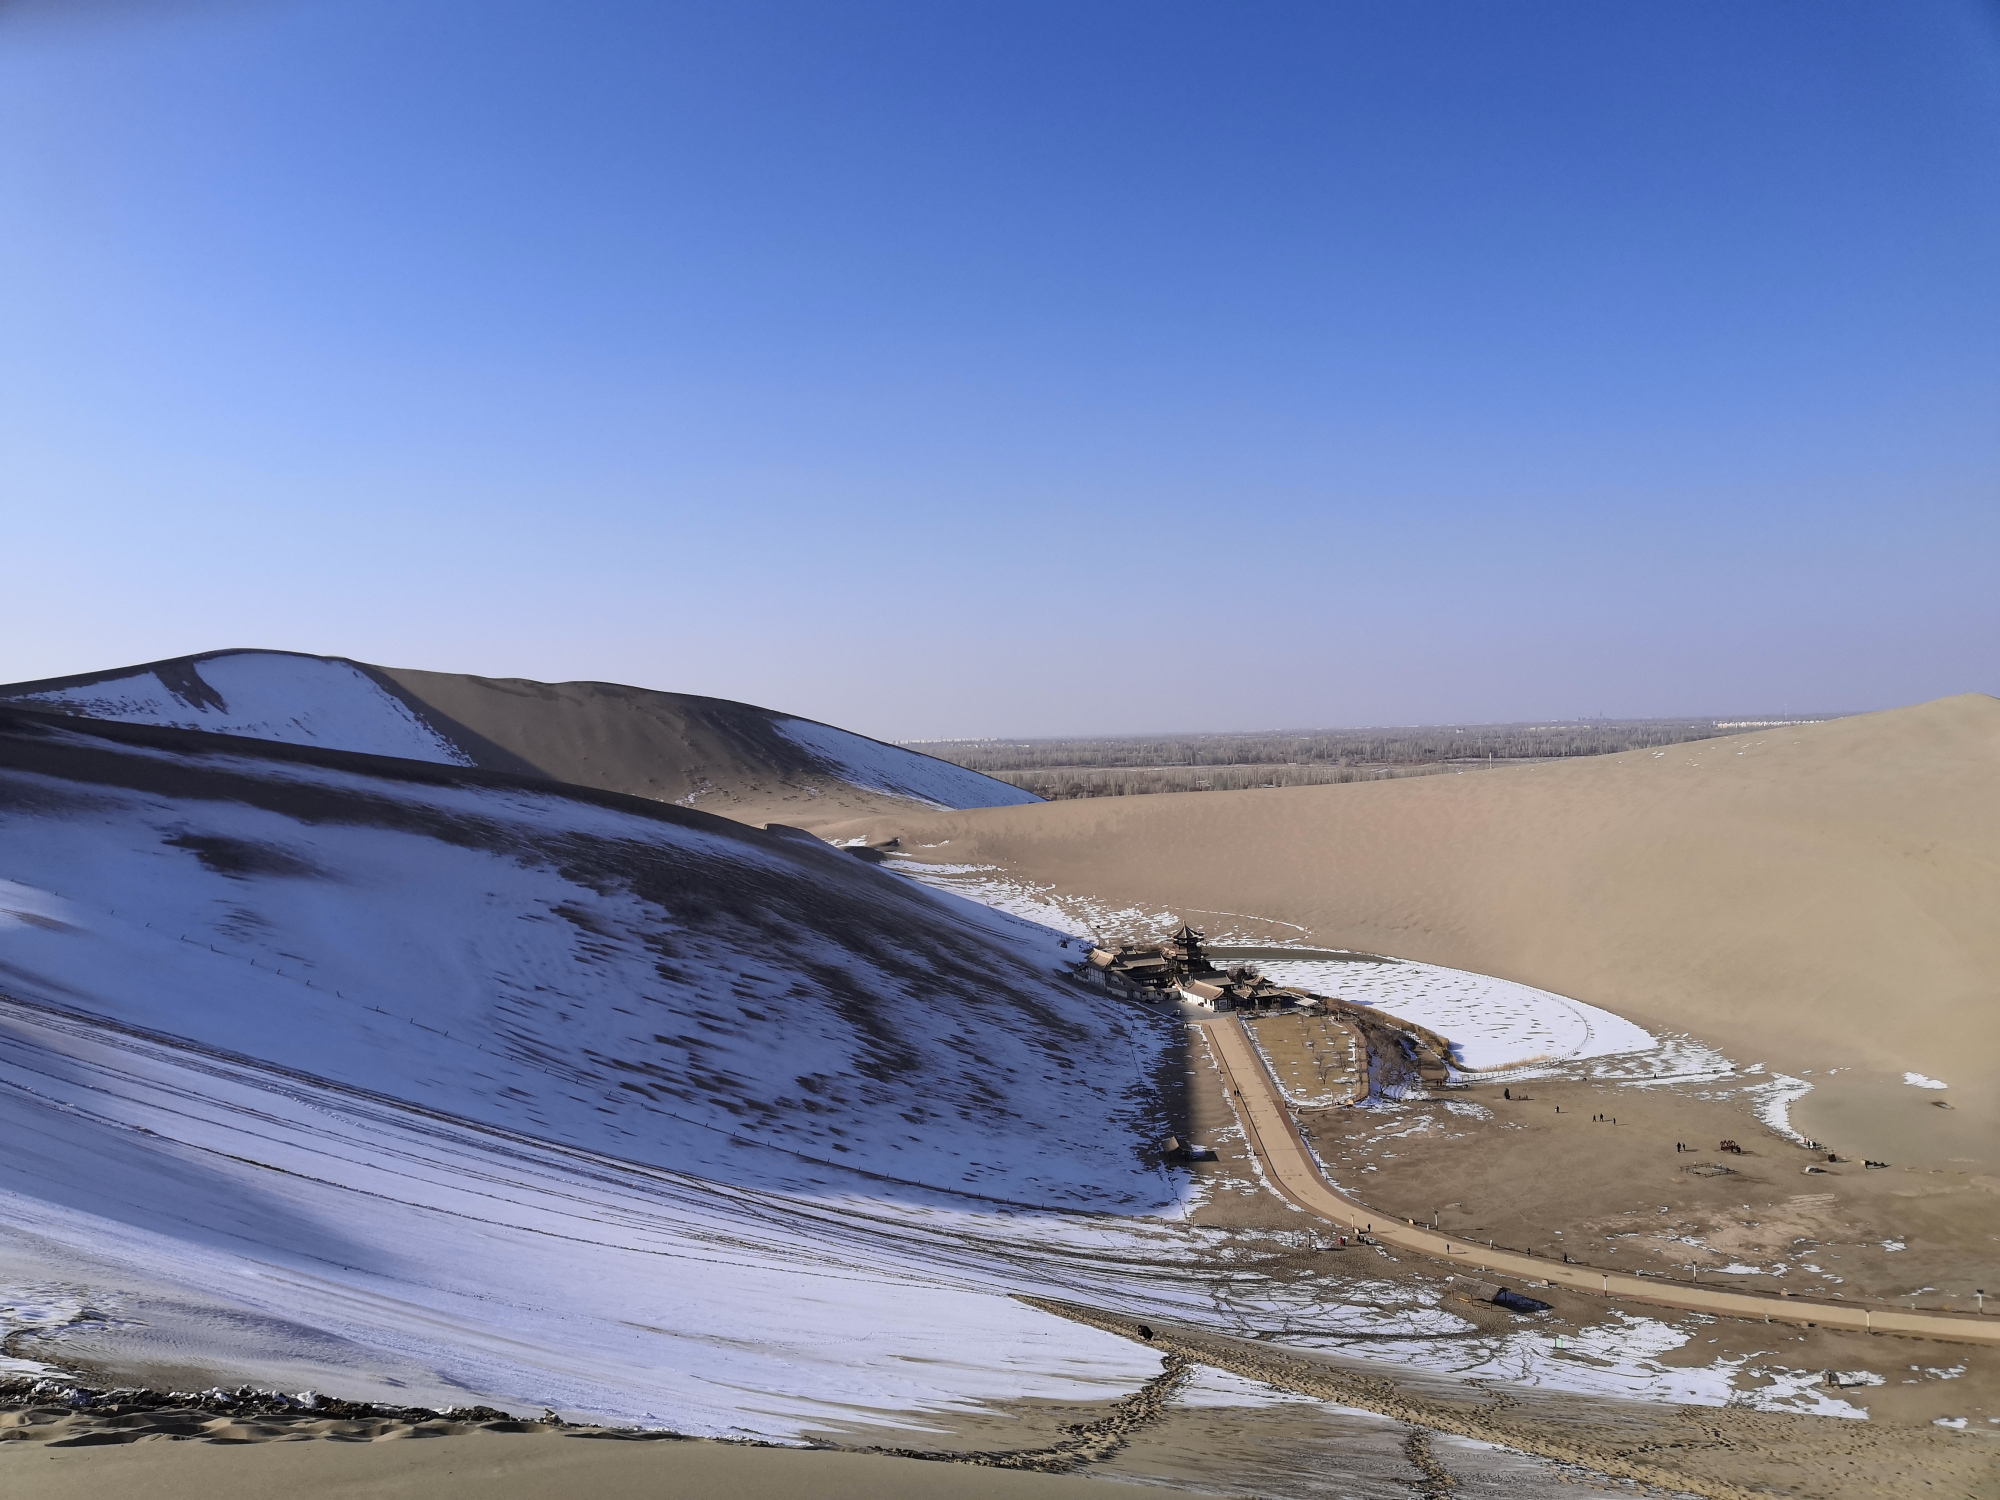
[
  {"left": 0, "top": 1431, "right": 1128, "bottom": 1500},
  {"left": 815, "top": 695, "right": 2000, "bottom": 1168}
]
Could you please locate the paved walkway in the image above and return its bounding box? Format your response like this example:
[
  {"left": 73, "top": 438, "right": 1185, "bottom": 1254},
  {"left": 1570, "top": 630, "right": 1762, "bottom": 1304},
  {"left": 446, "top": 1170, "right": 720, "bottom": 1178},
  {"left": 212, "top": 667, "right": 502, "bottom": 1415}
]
[{"left": 1196, "top": 1015, "right": 2000, "bottom": 1348}]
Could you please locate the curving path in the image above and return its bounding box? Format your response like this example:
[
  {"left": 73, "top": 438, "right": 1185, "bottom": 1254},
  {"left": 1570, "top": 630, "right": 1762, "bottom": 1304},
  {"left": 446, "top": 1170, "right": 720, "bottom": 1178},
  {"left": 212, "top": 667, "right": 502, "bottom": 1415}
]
[{"left": 1196, "top": 1016, "right": 2000, "bottom": 1349}]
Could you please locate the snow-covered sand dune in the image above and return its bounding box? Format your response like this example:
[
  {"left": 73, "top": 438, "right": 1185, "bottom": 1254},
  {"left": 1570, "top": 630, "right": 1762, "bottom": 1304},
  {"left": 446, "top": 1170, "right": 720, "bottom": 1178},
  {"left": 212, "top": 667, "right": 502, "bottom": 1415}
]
[
  {"left": 774, "top": 717, "right": 1038, "bottom": 811},
  {"left": 3, "top": 650, "right": 471, "bottom": 765},
  {"left": 0, "top": 650, "right": 1040, "bottom": 818},
  {"left": 0, "top": 714, "right": 1161, "bottom": 1211},
  {"left": 0, "top": 995, "right": 1182, "bottom": 1429},
  {"left": 0, "top": 710, "right": 1183, "bottom": 1425}
]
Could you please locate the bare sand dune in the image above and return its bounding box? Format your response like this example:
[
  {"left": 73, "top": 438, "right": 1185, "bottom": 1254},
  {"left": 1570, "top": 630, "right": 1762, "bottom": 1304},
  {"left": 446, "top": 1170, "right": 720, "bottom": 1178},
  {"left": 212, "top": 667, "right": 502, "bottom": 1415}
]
[{"left": 816, "top": 695, "right": 2000, "bottom": 1167}]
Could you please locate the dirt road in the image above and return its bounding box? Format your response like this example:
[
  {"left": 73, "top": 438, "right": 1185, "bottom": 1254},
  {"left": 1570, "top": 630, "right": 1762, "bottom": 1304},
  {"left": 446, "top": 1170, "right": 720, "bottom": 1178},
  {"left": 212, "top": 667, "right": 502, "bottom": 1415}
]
[{"left": 1196, "top": 1016, "right": 2000, "bottom": 1349}]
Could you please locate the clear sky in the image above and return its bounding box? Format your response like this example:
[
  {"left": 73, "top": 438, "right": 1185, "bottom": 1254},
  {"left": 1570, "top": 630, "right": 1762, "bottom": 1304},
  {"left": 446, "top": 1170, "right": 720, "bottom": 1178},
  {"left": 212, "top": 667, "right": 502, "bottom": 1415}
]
[{"left": 3, "top": 1, "right": 1996, "bottom": 738}]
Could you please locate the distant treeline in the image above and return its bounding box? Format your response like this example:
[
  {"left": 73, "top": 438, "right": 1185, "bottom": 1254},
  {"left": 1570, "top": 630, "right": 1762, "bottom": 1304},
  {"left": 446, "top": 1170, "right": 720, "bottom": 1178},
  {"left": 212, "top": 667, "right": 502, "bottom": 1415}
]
[
  {"left": 993, "top": 763, "right": 1457, "bottom": 799},
  {"left": 910, "top": 718, "right": 1833, "bottom": 801}
]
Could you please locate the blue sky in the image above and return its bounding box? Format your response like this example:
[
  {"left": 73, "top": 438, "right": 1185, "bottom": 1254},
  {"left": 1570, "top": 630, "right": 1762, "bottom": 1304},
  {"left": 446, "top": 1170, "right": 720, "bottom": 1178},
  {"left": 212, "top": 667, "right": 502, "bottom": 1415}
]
[{"left": 3, "top": 1, "right": 1996, "bottom": 737}]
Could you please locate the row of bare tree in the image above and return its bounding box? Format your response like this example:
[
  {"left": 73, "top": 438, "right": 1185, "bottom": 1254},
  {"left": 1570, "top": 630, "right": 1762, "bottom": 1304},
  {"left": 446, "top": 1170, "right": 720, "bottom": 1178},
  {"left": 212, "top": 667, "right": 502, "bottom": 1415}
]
[{"left": 916, "top": 717, "right": 1818, "bottom": 786}]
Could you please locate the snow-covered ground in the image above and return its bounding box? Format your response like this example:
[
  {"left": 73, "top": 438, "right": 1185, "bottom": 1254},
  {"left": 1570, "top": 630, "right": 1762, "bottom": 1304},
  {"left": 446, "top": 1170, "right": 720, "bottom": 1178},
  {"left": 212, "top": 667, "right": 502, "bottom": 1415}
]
[
  {"left": 0, "top": 723, "right": 1861, "bottom": 1433},
  {"left": 774, "top": 718, "right": 1040, "bottom": 810},
  {"left": 0, "top": 995, "right": 1183, "bottom": 1430},
  {"left": 4, "top": 651, "right": 472, "bottom": 765},
  {"left": 1252, "top": 958, "right": 1658, "bottom": 1073},
  {"left": 1742, "top": 1065, "right": 1818, "bottom": 1144},
  {"left": 1340, "top": 1309, "right": 1868, "bottom": 1418},
  {"left": 0, "top": 721, "right": 1182, "bottom": 1428}
]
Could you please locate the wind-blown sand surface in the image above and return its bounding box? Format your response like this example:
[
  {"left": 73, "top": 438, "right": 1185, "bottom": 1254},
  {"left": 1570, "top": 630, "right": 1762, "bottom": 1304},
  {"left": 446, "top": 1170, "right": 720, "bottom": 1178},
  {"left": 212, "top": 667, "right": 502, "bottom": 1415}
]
[{"left": 817, "top": 695, "right": 2000, "bottom": 1169}]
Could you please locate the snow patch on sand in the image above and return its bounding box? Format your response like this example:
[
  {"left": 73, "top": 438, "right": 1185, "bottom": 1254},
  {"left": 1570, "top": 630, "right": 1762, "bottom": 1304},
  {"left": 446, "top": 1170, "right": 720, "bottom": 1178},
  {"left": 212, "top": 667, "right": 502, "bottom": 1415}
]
[
  {"left": 7, "top": 652, "right": 472, "bottom": 766},
  {"left": 773, "top": 719, "right": 1039, "bottom": 810},
  {"left": 882, "top": 861, "right": 1178, "bottom": 944},
  {"left": 1170, "top": 1365, "right": 1346, "bottom": 1409},
  {"left": 0, "top": 1285, "right": 121, "bottom": 1376},
  {"left": 1349, "top": 1311, "right": 1870, "bottom": 1418},
  {"left": 1253, "top": 958, "right": 1658, "bottom": 1073},
  {"left": 1747, "top": 1073, "right": 1816, "bottom": 1144},
  {"left": 1904, "top": 1072, "right": 1949, "bottom": 1090},
  {"left": 1588, "top": 1034, "right": 1736, "bottom": 1086}
]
